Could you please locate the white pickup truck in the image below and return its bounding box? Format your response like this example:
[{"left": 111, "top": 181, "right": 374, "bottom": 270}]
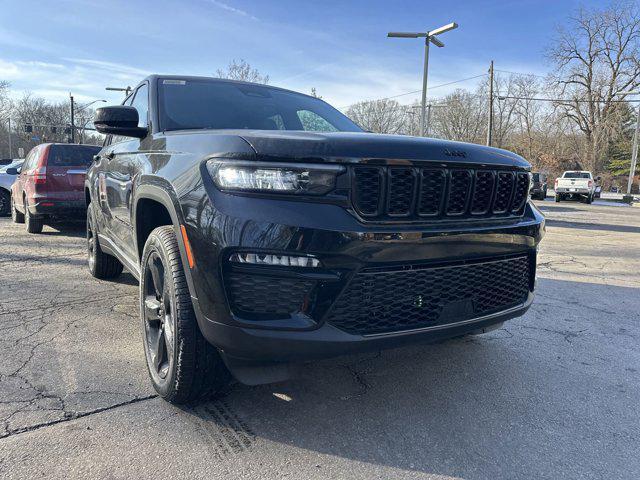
[{"left": 554, "top": 171, "right": 597, "bottom": 203}]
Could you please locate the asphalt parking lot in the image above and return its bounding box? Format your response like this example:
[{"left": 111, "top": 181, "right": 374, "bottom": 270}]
[{"left": 0, "top": 199, "right": 639, "bottom": 480}]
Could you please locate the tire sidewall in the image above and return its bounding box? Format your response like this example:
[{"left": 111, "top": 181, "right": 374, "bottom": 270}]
[
  {"left": 87, "top": 205, "right": 97, "bottom": 274},
  {"left": 0, "top": 190, "right": 9, "bottom": 216},
  {"left": 140, "top": 230, "right": 179, "bottom": 397}
]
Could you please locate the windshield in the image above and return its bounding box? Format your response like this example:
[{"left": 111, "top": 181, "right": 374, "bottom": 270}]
[
  {"left": 158, "top": 78, "right": 362, "bottom": 133},
  {"left": 48, "top": 145, "right": 101, "bottom": 167},
  {"left": 563, "top": 172, "right": 591, "bottom": 179}
]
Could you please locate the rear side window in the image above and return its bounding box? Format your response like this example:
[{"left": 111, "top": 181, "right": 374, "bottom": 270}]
[{"left": 47, "top": 145, "right": 101, "bottom": 167}]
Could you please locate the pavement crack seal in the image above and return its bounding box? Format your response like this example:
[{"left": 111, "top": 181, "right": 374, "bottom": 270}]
[{"left": 0, "top": 394, "right": 158, "bottom": 440}]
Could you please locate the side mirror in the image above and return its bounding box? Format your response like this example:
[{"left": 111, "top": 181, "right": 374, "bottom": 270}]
[
  {"left": 94, "top": 106, "right": 148, "bottom": 139},
  {"left": 5, "top": 167, "right": 19, "bottom": 175},
  {"left": 596, "top": 176, "right": 602, "bottom": 181}
]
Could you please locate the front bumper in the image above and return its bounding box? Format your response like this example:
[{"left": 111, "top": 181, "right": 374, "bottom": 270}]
[
  {"left": 182, "top": 191, "right": 545, "bottom": 363},
  {"left": 192, "top": 294, "right": 533, "bottom": 363}
]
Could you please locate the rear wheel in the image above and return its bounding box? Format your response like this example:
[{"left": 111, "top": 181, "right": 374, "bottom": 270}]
[
  {"left": 87, "top": 203, "right": 123, "bottom": 279},
  {"left": 586, "top": 193, "right": 593, "bottom": 204},
  {"left": 555, "top": 194, "right": 561, "bottom": 203},
  {"left": 24, "top": 199, "right": 44, "bottom": 234},
  {"left": 0, "top": 189, "right": 10, "bottom": 216},
  {"left": 11, "top": 196, "right": 24, "bottom": 223},
  {"left": 140, "top": 225, "right": 230, "bottom": 404}
]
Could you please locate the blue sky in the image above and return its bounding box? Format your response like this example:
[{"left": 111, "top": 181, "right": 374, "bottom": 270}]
[{"left": 0, "top": 0, "right": 603, "bottom": 108}]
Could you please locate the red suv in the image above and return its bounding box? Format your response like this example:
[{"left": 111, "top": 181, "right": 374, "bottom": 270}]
[{"left": 10, "top": 143, "right": 101, "bottom": 233}]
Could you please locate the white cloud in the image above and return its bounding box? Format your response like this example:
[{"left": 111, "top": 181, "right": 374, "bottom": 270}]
[{"left": 0, "top": 57, "right": 147, "bottom": 104}]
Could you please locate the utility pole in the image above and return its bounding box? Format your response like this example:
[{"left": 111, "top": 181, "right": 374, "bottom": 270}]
[
  {"left": 425, "top": 104, "right": 432, "bottom": 136},
  {"left": 69, "top": 94, "right": 76, "bottom": 143},
  {"left": 7, "top": 118, "right": 12, "bottom": 158},
  {"left": 486, "top": 60, "right": 494, "bottom": 147},
  {"left": 628, "top": 103, "right": 640, "bottom": 195}
]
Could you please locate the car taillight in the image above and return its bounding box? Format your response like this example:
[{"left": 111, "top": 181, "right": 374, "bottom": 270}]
[
  {"left": 554, "top": 179, "right": 558, "bottom": 188},
  {"left": 33, "top": 144, "right": 50, "bottom": 185},
  {"left": 34, "top": 166, "right": 47, "bottom": 184},
  {"left": 588, "top": 180, "right": 593, "bottom": 188}
]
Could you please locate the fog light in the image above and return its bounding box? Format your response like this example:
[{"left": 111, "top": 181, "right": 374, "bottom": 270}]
[{"left": 229, "top": 252, "right": 321, "bottom": 268}]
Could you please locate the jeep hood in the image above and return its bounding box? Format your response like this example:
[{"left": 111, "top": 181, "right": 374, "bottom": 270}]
[{"left": 233, "top": 130, "right": 530, "bottom": 169}]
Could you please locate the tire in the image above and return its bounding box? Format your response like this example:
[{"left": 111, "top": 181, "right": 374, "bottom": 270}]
[
  {"left": 24, "top": 199, "right": 44, "bottom": 233},
  {"left": 11, "top": 196, "right": 24, "bottom": 223},
  {"left": 586, "top": 193, "right": 593, "bottom": 204},
  {"left": 87, "top": 203, "right": 123, "bottom": 279},
  {"left": 140, "top": 225, "right": 230, "bottom": 404},
  {"left": 555, "top": 194, "right": 561, "bottom": 203},
  {"left": 0, "top": 189, "right": 10, "bottom": 216}
]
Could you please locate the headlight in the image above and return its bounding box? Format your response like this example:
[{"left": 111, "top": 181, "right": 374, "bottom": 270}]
[{"left": 207, "top": 161, "right": 344, "bottom": 195}]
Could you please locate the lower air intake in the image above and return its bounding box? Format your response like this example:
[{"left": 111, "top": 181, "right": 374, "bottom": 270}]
[{"left": 326, "top": 255, "right": 532, "bottom": 335}]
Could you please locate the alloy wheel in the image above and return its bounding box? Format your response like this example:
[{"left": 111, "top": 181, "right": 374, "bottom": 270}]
[{"left": 143, "top": 252, "right": 175, "bottom": 380}]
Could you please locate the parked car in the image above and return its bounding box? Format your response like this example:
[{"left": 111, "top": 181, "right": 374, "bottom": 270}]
[
  {"left": 87, "top": 75, "right": 545, "bottom": 404},
  {"left": 530, "top": 172, "right": 548, "bottom": 200},
  {"left": 10, "top": 143, "right": 101, "bottom": 233},
  {"left": 554, "top": 170, "right": 597, "bottom": 203},
  {"left": 594, "top": 185, "right": 602, "bottom": 199},
  {"left": 0, "top": 159, "right": 24, "bottom": 216}
]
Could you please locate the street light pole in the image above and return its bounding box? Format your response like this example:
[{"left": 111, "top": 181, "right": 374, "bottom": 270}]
[
  {"left": 420, "top": 38, "right": 430, "bottom": 136},
  {"left": 388, "top": 22, "right": 458, "bottom": 137}
]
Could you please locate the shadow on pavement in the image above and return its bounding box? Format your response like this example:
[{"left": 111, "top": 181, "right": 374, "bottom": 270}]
[
  {"left": 545, "top": 219, "right": 640, "bottom": 234},
  {"left": 185, "top": 277, "right": 639, "bottom": 479}
]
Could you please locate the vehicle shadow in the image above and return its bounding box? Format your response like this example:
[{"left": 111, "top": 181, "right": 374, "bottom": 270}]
[
  {"left": 545, "top": 219, "right": 640, "bottom": 234},
  {"left": 42, "top": 225, "right": 86, "bottom": 237},
  {"left": 184, "top": 277, "right": 640, "bottom": 479}
]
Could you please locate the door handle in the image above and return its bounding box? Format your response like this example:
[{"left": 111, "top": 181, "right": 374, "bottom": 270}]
[{"left": 105, "top": 152, "right": 115, "bottom": 161}]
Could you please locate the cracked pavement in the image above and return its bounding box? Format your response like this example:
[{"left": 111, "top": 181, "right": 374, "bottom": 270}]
[{"left": 1, "top": 199, "right": 639, "bottom": 479}]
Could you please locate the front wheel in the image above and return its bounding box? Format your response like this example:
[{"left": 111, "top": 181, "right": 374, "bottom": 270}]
[{"left": 140, "top": 226, "right": 230, "bottom": 404}]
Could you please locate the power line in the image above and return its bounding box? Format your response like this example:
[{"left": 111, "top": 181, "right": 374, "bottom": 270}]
[
  {"left": 338, "top": 73, "right": 488, "bottom": 109},
  {"left": 494, "top": 69, "right": 547, "bottom": 79},
  {"left": 497, "top": 95, "right": 640, "bottom": 103}
]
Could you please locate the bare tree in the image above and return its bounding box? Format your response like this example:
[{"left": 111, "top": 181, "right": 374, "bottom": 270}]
[
  {"left": 0, "top": 81, "right": 11, "bottom": 118},
  {"left": 431, "top": 89, "right": 486, "bottom": 144},
  {"left": 548, "top": 1, "right": 640, "bottom": 171},
  {"left": 216, "top": 59, "right": 269, "bottom": 84},
  {"left": 346, "top": 99, "right": 407, "bottom": 134}
]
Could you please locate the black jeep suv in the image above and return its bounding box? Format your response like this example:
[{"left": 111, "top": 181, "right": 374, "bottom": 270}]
[{"left": 88, "top": 75, "right": 545, "bottom": 403}]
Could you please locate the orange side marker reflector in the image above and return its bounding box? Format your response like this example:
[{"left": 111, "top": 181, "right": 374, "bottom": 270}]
[{"left": 180, "top": 225, "right": 195, "bottom": 269}]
